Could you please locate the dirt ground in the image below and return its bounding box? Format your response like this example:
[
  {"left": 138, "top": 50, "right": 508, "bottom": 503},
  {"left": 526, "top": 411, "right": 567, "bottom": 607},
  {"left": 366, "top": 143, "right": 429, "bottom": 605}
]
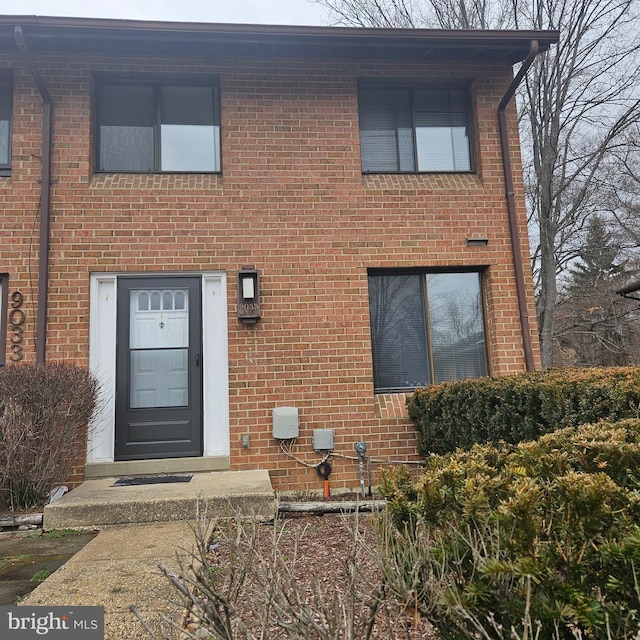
[
  {"left": 182, "top": 510, "right": 438, "bottom": 639},
  {"left": 0, "top": 531, "right": 96, "bottom": 605}
]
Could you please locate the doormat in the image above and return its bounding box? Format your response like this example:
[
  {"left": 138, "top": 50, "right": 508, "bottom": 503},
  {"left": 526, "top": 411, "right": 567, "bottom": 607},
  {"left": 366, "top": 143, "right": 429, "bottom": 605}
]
[{"left": 111, "top": 474, "right": 193, "bottom": 487}]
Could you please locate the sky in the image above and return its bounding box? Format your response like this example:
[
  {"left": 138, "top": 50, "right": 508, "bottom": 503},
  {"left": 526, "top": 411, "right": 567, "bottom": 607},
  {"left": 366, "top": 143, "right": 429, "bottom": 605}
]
[{"left": 1, "top": 0, "right": 328, "bottom": 26}]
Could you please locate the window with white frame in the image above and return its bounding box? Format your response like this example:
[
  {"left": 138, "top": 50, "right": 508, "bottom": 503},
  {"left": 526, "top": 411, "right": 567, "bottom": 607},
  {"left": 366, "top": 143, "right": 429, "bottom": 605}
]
[
  {"left": 0, "top": 74, "right": 12, "bottom": 176},
  {"left": 96, "top": 78, "right": 220, "bottom": 173},
  {"left": 368, "top": 270, "right": 488, "bottom": 392},
  {"left": 358, "top": 83, "right": 472, "bottom": 173}
]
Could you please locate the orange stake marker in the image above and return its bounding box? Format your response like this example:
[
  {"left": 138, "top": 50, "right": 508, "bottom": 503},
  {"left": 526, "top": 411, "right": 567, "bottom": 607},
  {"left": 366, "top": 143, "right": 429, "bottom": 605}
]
[{"left": 317, "top": 461, "right": 332, "bottom": 499}]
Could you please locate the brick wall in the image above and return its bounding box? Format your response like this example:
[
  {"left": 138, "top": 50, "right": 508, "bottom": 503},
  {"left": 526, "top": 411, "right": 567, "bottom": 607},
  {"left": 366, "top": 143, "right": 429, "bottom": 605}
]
[{"left": 0, "top": 51, "right": 540, "bottom": 492}]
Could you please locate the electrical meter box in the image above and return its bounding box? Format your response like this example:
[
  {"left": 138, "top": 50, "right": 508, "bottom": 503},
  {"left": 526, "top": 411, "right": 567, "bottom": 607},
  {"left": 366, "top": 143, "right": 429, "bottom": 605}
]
[
  {"left": 313, "top": 429, "right": 335, "bottom": 451},
  {"left": 272, "top": 407, "right": 299, "bottom": 439}
]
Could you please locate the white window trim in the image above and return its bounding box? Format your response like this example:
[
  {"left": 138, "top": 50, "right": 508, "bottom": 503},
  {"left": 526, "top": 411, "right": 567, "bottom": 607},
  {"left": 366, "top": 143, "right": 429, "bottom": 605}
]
[{"left": 0, "top": 274, "right": 8, "bottom": 364}]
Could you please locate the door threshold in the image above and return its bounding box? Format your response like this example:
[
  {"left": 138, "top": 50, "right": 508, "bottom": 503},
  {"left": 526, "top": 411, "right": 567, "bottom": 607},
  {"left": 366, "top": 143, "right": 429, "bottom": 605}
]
[{"left": 85, "top": 456, "right": 230, "bottom": 479}]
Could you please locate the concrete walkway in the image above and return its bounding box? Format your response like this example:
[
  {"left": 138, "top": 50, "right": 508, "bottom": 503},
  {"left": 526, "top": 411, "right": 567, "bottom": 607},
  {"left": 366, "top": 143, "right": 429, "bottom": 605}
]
[
  {"left": 21, "top": 521, "right": 195, "bottom": 639},
  {"left": 44, "top": 470, "right": 276, "bottom": 530},
  {"left": 18, "top": 470, "right": 277, "bottom": 639}
]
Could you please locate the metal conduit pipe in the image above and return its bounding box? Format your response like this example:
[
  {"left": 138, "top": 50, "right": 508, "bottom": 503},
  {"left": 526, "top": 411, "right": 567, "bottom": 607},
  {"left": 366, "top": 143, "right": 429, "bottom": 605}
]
[
  {"left": 498, "top": 39, "right": 539, "bottom": 373},
  {"left": 14, "top": 26, "right": 52, "bottom": 364}
]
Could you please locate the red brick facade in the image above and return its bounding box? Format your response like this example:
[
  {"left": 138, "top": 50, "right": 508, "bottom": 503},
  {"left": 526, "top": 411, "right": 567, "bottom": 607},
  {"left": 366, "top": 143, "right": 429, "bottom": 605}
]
[{"left": 0, "top": 20, "right": 544, "bottom": 493}]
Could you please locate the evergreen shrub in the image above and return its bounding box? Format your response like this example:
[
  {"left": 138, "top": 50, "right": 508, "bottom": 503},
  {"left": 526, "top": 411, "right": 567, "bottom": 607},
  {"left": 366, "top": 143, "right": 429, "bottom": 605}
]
[
  {"left": 407, "top": 366, "right": 640, "bottom": 455},
  {"left": 378, "top": 419, "right": 640, "bottom": 639}
]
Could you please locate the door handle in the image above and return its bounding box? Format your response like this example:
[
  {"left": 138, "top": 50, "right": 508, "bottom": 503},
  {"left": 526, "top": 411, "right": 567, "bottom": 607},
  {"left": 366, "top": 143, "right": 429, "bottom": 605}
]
[{"left": 195, "top": 353, "right": 200, "bottom": 367}]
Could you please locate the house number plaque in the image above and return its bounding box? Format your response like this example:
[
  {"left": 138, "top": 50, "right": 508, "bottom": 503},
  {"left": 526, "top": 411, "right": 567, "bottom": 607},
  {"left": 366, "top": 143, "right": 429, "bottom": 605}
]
[{"left": 9, "top": 291, "right": 25, "bottom": 361}]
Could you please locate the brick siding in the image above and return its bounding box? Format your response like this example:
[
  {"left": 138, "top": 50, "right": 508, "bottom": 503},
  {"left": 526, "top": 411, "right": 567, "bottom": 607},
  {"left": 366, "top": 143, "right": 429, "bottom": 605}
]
[{"left": 0, "top": 51, "right": 540, "bottom": 492}]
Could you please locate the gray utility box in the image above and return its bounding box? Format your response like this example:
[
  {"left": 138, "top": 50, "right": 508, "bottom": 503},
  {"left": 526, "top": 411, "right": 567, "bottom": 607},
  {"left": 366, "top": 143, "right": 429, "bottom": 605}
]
[
  {"left": 313, "top": 429, "right": 335, "bottom": 451},
  {"left": 272, "top": 407, "right": 299, "bottom": 439}
]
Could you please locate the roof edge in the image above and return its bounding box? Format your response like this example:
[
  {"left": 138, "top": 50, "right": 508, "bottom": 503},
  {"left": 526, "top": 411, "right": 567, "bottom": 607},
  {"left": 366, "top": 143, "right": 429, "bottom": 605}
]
[
  {"left": 0, "top": 15, "right": 559, "bottom": 64},
  {"left": 0, "top": 14, "right": 560, "bottom": 48}
]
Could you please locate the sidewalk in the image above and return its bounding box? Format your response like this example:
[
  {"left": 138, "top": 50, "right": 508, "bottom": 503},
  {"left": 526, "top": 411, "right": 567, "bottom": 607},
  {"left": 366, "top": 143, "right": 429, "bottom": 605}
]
[
  {"left": 15, "top": 469, "right": 276, "bottom": 638},
  {"left": 20, "top": 521, "right": 199, "bottom": 639}
]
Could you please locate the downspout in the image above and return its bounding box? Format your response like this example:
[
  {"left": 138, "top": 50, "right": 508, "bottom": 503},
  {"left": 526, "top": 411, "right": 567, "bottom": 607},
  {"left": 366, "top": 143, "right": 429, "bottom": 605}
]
[
  {"left": 14, "top": 26, "right": 52, "bottom": 365},
  {"left": 498, "top": 40, "right": 539, "bottom": 372}
]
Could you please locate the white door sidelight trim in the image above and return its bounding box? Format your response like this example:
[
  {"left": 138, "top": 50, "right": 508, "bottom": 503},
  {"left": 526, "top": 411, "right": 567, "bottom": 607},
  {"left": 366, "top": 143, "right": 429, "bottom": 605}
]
[{"left": 87, "top": 271, "right": 229, "bottom": 464}]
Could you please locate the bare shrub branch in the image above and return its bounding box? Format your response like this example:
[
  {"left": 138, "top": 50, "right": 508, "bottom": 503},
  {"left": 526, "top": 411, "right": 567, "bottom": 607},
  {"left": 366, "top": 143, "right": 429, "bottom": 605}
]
[
  {"left": 135, "top": 512, "right": 431, "bottom": 639},
  {"left": 0, "top": 362, "right": 101, "bottom": 510}
]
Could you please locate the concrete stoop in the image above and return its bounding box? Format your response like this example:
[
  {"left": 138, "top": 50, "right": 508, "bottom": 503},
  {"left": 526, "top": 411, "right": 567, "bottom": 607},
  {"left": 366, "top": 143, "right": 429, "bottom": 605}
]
[{"left": 43, "top": 470, "right": 276, "bottom": 531}]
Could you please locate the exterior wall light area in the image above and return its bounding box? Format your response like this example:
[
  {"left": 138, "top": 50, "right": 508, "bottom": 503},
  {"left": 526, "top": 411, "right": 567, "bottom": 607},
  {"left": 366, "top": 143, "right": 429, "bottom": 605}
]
[
  {"left": 466, "top": 237, "right": 489, "bottom": 247},
  {"left": 237, "top": 265, "right": 261, "bottom": 324}
]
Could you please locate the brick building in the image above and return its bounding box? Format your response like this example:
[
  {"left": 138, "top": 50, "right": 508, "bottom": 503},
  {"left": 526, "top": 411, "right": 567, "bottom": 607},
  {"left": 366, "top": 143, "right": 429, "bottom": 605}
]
[{"left": 0, "top": 17, "right": 557, "bottom": 493}]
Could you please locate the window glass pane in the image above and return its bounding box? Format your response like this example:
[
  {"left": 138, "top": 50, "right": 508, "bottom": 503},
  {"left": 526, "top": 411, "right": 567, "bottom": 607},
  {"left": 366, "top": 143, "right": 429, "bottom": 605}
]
[
  {"left": 394, "top": 90, "right": 414, "bottom": 171},
  {"left": 450, "top": 126, "right": 471, "bottom": 171},
  {"left": 426, "top": 272, "right": 488, "bottom": 383},
  {"left": 161, "top": 86, "right": 215, "bottom": 125},
  {"left": 99, "top": 125, "right": 154, "bottom": 171},
  {"left": 0, "top": 121, "right": 8, "bottom": 166},
  {"left": 98, "top": 84, "right": 155, "bottom": 127},
  {"left": 359, "top": 86, "right": 471, "bottom": 173},
  {"left": 130, "top": 349, "right": 188, "bottom": 408},
  {"left": 160, "top": 86, "right": 219, "bottom": 171},
  {"left": 161, "top": 124, "right": 218, "bottom": 171},
  {"left": 129, "top": 287, "right": 190, "bottom": 409},
  {"left": 98, "top": 85, "right": 154, "bottom": 171},
  {"left": 414, "top": 89, "right": 471, "bottom": 171},
  {"left": 449, "top": 89, "right": 471, "bottom": 170},
  {"left": 368, "top": 274, "right": 430, "bottom": 391},
  {"left": 130, "top": 289, "right": 189, "bottom": 349},
  {"left": 359, "top": 89, "right": 414, "bottom": 173},
  {"left": 0, "top": 81, "right": 11, "bottom": 167},
  {"left": 359, "top": 89, "right": 398, "bottom": 172}
]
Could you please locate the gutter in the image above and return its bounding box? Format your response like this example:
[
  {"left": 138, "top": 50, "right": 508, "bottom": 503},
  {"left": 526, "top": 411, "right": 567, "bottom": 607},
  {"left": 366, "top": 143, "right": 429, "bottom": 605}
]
[
  {"left": 0, "top": 17, "right": 560, "bottom": 65},
  {"left": 498, "top": 39, "right": 539, "bottom": 373},
  {"left": 14, "top": 25, "right": 52, "bottom": 364}
]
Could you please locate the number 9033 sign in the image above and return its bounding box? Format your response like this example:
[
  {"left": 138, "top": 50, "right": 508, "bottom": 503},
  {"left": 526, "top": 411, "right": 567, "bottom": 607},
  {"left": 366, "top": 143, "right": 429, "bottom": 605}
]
[{"left": 9, "top": 291, "right": 25, "bottom": 362}]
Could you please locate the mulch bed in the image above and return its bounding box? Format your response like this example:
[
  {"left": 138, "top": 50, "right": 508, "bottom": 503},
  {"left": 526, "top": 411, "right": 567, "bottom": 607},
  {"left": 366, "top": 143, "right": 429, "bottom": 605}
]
[{"left": 180, "top": 512, "right": 438, "bottom": 639}]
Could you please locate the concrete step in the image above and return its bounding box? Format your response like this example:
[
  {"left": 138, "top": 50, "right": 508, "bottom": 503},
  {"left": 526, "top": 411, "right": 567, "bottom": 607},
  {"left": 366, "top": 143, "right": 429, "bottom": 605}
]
[{"left": 43, "top": 470, "right": 275, "bottom": 531}]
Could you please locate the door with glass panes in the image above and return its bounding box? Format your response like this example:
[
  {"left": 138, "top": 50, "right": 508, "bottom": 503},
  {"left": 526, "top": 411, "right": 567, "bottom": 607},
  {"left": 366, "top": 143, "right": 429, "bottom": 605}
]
[{"left": 115, "top": 277, "right": 202, "bottom": 460}]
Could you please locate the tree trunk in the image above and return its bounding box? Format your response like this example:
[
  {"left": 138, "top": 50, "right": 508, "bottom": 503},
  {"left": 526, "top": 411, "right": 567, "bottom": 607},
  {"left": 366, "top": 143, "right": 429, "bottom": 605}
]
[{"left": 538, "top": 225, "right": 557, "bottom": 369}]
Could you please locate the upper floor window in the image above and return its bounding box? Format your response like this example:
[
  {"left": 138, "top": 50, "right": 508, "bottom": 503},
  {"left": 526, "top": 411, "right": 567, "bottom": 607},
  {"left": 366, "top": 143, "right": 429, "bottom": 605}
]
[
  {"left": 368, "top": 270, "right": 488, "bottom": 392},
  {"left": 358, "top": 84, "right": 472, "bottom": 173},
  {"left": 96, "top": 79, "right": 220, "bottom": 173},
  {"left": 0, "top": 75, "right": 12, "bottom": 176}
]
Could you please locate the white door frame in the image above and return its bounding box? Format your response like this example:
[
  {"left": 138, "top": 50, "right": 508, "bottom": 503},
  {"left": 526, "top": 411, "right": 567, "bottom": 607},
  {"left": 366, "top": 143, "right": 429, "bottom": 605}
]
[{"left": 87, "top": 271, "right": 229, "bottom": 464}]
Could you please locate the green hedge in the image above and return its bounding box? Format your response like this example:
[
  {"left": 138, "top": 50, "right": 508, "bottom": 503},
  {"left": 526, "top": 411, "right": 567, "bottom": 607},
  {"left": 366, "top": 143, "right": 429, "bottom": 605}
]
[
  {"left": 378, "top": 419, "right": 640, "bottom": 639},
  {"left": 407, "top": 366, "right": 640, "bottom": 455}
]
